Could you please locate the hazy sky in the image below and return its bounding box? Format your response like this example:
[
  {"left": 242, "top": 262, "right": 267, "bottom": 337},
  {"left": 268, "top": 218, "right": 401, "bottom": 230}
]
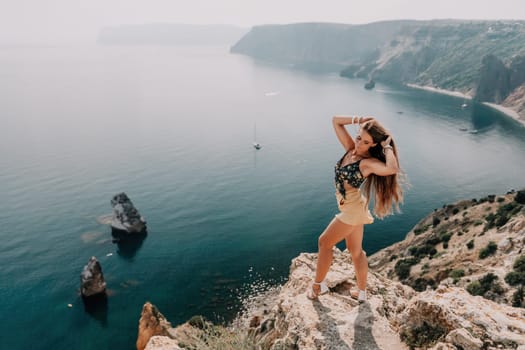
[{"left": 1, "top": 0, "right": 524, "bottom": 44}]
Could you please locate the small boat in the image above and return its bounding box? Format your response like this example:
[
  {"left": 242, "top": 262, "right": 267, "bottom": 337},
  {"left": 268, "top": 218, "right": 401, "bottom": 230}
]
[
  {"left": 461, "top": 103, "right": 468, "bottom": 109},
  {"left": 469, "top": 129, "right": 479, "bottom": 134},
  {"left": 253, "top": 123, "right": 262, "bottom": 150}
]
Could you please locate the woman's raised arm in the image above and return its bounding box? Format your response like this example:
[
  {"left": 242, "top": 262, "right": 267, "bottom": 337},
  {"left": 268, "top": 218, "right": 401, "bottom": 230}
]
[{"left": 332, "top": 116, "right": 357, "bottom": 151}]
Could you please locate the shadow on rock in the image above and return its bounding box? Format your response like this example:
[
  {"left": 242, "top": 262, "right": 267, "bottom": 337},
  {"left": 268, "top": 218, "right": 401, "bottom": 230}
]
[
  {"left": 352, "top": 302, "right": 380, "bottom": 350},
  {"left": 82, "top": 293, "right": 108, "bottom": 327},
  {"left": 111, "top": 230, "right": 147, "bottom": 260},
  {"left": 313, "top": 301, "right": 351, "bottom": 350}
]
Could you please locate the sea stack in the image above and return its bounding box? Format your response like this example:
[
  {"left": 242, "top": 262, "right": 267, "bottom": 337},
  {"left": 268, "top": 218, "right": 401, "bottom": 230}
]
[
  {"left": 110, "top": 192, "right": 147, "bottom": 234},
  {"left": 80, "top": 256, "right": 107, "bottom": 297}
]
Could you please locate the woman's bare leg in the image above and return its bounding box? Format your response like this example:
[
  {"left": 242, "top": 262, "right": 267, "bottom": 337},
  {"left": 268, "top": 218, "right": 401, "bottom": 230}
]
[
  {"left": 311, "top": 218, "right": 354, "bottom": 295},
  {"left": 345, "top": 224, "right": 367, "bottom": 291}
]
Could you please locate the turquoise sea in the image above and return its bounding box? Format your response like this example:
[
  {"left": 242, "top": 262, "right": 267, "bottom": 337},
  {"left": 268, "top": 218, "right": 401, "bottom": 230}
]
[{"left": 1, "top": 45, "right": 525, "bottom": 349}]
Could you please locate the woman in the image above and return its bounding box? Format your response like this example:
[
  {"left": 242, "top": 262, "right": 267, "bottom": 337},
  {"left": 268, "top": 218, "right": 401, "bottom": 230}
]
[{"left": 307, "top": 115, "right": 403, "bottom": 302}]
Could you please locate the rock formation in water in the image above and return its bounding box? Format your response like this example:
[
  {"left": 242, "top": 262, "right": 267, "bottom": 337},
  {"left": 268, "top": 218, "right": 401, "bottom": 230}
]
[
  {"left": 111, "top": 192, "right": 147, "bottom": 234},
  {"left": 475, "top": 54, "right": 525, "bottom": 116},
  {"left": 140, "top": 190, "right": 525, "bottom": 349},
  {"left": 475, "top": 54, "right": 511, "bottom": 103},
  {"left": 80, "top": 256, "right": 106, "bottom": 297}
]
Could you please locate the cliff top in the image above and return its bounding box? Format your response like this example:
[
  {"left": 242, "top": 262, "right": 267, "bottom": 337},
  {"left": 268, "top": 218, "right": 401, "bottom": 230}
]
[{"left": 139, "top": 190, "right": 525, "bottom": 349}]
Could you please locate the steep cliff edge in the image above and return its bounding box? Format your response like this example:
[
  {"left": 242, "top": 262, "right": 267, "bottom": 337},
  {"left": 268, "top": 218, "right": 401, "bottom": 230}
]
[{"left": 140, "top": 190, "right": 525, "bottom": 349}]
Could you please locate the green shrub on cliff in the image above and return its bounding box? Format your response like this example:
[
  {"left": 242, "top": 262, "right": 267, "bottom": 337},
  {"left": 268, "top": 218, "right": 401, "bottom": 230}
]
[
  {"left": 467, "top": 273, "right": 503, "bottom": 299},
  {"left": 516, "top": 190, "right": 525, "bottom": 204},
  {"left": 512, "top": 287, "right": 524, "bottom": 308},
  {"left": 449, "top": 269, "right": 465, "bottom": 283},
  {"left": 180, "top": 320, "right": 260, "bottom": 349},
  {"left": 400, "top": 321, "right": 447, "bottom": 348},
  {"left": 505, "top": 255, "right": 525, "bottom": 286},
  {"left": 479, "top": 241, "right": 497, "bottom": 259},
  {"left": 410, "top": 277, "right": 436, "bottom": 292},
  {"left": 395, "top": 258, "right": 419, "bottom": 280},
  {"left": 514, "top": 255, "right": 525, "bottom": 272}
]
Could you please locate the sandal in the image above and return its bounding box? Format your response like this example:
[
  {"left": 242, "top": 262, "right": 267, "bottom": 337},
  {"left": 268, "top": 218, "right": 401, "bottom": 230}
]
[
  {"left": 350, "top": 289, "right": 367, "bottom": 303},
  {"left": 306, "top": 281, "right": 329, "bottom": 300}
]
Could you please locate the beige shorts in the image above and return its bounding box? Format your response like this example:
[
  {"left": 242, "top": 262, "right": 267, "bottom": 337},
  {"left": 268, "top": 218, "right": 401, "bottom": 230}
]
[{"left": 335, "top": 189, "right": 374, "bottom": 226}]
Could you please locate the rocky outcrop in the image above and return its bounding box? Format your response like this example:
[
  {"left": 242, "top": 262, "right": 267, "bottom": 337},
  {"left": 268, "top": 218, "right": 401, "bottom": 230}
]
[
  {"left": 369, "top": 190, "right": 525, "bottom": 307},
  {"left": 111, "top": 192, "right": 147, "bottom": 234},
  {"left": 476, "top": 54, "right": 512, "bottom": 103},
  {"left": 398, "top": 285, "right": 525, "bottom": 349},
  {"left": 137, "top": 302, "right": 177, "bottom": 350},
  {"left": 244, "top": 250, "right": 412, "bottom": 349},
  {"left": 142, "top": 190, "right": 525, "bottom": 349},
  {"left": 80, "top": 256, "right": 106, "bottom": 297},
  {"left": 144, "top": 336, "right": 181, "bottom": 350},
  {"left": 142, "top": 248, "right": 525, "bottom": 349},
  {"left": 509, "top": 56, "right": 525, "bottom": 89},
  {"left": 503, "top": 85, "right": 525, "bottom": 118},
  {"left": 475, "top": 54, "right": 525, "bottom": 120}
]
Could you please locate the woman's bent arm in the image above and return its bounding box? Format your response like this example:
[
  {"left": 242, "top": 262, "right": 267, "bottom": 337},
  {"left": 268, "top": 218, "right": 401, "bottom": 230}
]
[
  {"left": 332, "top": 116, "right": 357, "bottom": 151},
  {"left": 362, "top": 147, "right": 399, "bottom": 177}
]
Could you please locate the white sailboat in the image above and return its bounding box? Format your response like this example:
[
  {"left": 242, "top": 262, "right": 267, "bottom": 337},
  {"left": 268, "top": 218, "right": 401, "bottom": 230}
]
[{"left": 253, "top": 122, "right": 262, "bottom": 150}]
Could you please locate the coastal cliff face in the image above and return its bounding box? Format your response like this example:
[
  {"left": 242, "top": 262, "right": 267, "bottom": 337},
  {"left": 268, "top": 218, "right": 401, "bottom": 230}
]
[
  {"left": 232, "top": 20, "right": 525, "bottom": 120},
  {"left": 476, "top": 55, "right": 525, "bottom": 117},
  {"left": 141, "top": 191, "right": 525, "bottom": 349},
  {"left": 230, "top": 21, "right": 414, "bottom": 72}
]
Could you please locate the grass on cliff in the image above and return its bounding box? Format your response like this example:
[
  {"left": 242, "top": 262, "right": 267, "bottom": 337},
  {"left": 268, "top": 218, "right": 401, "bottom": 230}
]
[{"left": 178, "top": 316, "right": 260, "bottom": 350}]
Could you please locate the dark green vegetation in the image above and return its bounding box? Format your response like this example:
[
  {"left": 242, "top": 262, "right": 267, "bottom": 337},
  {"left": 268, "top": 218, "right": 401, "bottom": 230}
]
[
  {"left": 232, "top": 20, "right": 525, "bottom": 104},
  {"left": 485, "top": 202, "right": 523, "bottom": 229},
  {"left": 449, "top": 269, "right": 465, "bottom": 284},
  {"left": 400, "top": 321, "right": 447, "bottom": 348},
  {"left": 516, "top": 190, "right": 525, "bottom": 204},
  {"left": 466, "top": 273, "right": 504, "bottom": 301},
  {"left": 479, "top": 241, "right": 498, "bottom": 259},
  {"left": 390, "top": 191, "right": 525, "bottom": 298},
  {"left": 505, "top": 255, "right": 525, "bottom": 308}
]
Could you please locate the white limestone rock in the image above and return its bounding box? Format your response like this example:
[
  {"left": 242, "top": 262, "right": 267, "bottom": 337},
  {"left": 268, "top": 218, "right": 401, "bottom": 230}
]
[{"left": 144, "top": 336, "right": 182, "bottom": 350}]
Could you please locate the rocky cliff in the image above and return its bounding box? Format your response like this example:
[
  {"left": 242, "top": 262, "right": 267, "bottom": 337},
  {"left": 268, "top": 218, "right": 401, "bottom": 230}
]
[
  {"left": 231, "top": 20, "right": 525, "bottom": 121},
  {"left": 476, "top": 55, "right": 525, "bottom": 118},
  {"left": 140, "top": 190, "right": 525, "bottom": 349},
  {"left": 230, "top": 21, "right": 417, "bottom": 72}
]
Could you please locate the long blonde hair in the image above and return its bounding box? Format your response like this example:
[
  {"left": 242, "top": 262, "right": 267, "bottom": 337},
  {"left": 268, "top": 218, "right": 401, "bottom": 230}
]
[{"left": 361, "top": 120, "right": 404, "bottom": 218}]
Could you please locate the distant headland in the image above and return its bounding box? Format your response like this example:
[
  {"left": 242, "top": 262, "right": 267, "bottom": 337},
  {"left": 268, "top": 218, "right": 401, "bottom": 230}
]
[{"left": 230, "top": 20, "right": 525, "bottom": 125}]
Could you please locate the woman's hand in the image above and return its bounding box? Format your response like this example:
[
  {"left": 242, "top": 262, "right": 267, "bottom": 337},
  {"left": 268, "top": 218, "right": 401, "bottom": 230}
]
[
  {"left": 359, "top": 116, "right": 375, "bottom": 124},
  {"left": 380, "top": 135, "right": 392, "bottom": 148}
]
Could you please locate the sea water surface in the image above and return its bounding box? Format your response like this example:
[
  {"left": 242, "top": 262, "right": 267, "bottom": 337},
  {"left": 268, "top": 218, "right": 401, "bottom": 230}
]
[{"left": 1, "top": 45, "right": 524, "bottom": 349}]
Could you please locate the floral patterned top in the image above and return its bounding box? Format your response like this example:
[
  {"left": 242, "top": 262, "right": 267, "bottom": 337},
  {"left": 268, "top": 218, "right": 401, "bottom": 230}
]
[{"left": 334, "top": 151, "right": 365, "bottom": 198}]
